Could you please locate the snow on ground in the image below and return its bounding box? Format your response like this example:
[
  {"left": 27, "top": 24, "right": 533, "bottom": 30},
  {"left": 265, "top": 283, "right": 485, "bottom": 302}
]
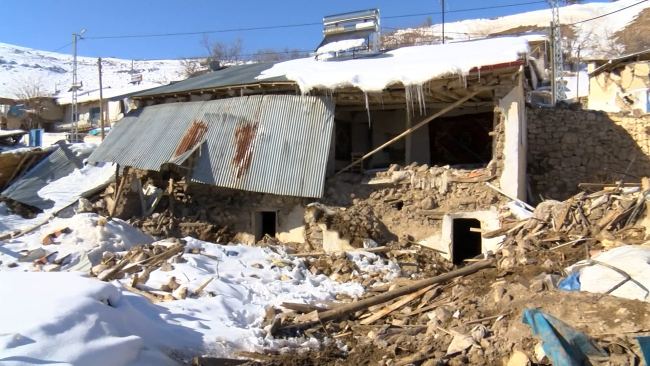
[
  {"left": 0, "top": 218, "right": 379, "bottom": 364},
  {"left": 389, "top": 0, "right": 650, "bottom": 59},
  {"left": 564, "top": 71, "right": 590, "bottom": 99},
  {"left": 258, "top": 36, "right": 529, "bottom": 93},
  {"left": 0, "top": 213, "right": 153, "bottom": 272},
  {"left": 0, "top": 42, "right": 185, "bottom": 99}
]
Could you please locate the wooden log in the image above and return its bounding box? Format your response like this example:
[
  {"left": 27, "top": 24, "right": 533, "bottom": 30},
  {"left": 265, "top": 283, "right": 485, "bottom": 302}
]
[
  {"left": 280, "top": 258, "right": 495, "bottom": 330},
  {"left": 360, "top": 285, "right": 437, "bottom": 325},
  {"left": 109, "top": 167, "right": 129, "bottom": 218},
  {"left": 281, "top": 302, "right": 329, "bottom": 313},
  {"left": 289, "top": 246, "right": 391, "bottom": 258},
  {"left": 193, "top": 277, "right": 214, "bottom": 296},
  {"left": 482, "top": 220, "right": 526, "bottom": 239},
  {"left": 578, "top": 182, "right": 641, "bottom": 190},
  {"left": 449, "top": 174, "right": 496, "bottom": 183}
]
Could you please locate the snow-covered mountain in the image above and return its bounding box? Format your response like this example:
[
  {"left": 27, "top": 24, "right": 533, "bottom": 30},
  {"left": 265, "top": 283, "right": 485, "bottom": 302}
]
[
  {"left": 1, "top": 0, "right": 649, "bottom": 100},
  {"left": 385, "top": 0, "right": 650, "bottom": 59},
  {"left": 0, "top": 43, "right": 185, "bottom": 99}
]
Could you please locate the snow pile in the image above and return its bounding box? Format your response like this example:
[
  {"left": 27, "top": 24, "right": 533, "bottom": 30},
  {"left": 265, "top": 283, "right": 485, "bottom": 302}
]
[
  {"left": 316, "top": 39, "right": 367, "bottom": 55},
  {"left": 68, "top": 142, "right": 98, "bottom": 156},
  {"left": 0, "top": 272, "right": 194, "bottom": 366},
  {"left": 37, "top": 161, "right": 115, "bottom": 212},
  {"left": 346, "top": 250, "right": 401, "bottom": 282},
  {"left": 0, "top": 213, "right": 153, "bottom": 271},
  {"left": 0, "top": 234, "right": 366, "bottom": 364},
  {"left": 258, "top": 36, "right": 529, "bottom": 93}
]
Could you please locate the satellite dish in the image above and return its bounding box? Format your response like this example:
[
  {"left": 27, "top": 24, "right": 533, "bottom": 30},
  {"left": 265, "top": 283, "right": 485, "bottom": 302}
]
[{"left": 209, "top": 60, "right": 221, "bottom": 71}]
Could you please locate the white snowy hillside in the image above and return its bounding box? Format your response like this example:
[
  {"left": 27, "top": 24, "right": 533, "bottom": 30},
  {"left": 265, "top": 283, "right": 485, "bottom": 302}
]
[
  {"left": 0, "top": 42, "right": 186, "bottom": 99},
  {"left": 386, "top": 0, "right": 650, "bottom": 59}
]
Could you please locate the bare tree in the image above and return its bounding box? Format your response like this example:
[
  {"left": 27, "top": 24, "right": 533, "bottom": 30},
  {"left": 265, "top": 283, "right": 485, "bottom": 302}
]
[
  {"left": 179, "top": 58, "right": 205, "bottom": 78},
  {"left": 9, "top": 76, "right": 51, "bottom": 130},
  {"left": 596, "top": 28, "right": 627, "bottom": 59},
  {"left": 252, "top": 47, "right": 308, "bottom": 62},
  {"left": 201, "top": 34, "right": 244, "bottom": 63}
]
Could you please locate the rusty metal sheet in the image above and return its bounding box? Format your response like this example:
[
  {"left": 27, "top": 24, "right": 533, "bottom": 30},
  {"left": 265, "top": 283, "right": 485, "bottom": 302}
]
[
  {"left": 173, "top": 120, "right": 209, "bottom": 158},
  {"left": 88, "top": 95, "right": 335, "bottom": 198}
]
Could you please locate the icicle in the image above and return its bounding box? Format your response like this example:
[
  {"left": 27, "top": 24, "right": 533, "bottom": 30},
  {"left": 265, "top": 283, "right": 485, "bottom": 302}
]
[
  {"left": 417, "top": 84, "right": 426, "bottom": 115},
  {"left": 365, "top": 92, "right": 371, "bottom": 128},
  {"left": 404, "top": 86, "right": 412, "bottom": 116}
]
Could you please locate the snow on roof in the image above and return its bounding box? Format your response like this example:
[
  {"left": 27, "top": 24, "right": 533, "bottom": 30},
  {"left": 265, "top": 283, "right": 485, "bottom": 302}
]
[
  {"left": 257, "top": 36, "right": 529, "bottom": 93},
  {"left": 56, "top": 84, "right": 160, "bottom": 106}
]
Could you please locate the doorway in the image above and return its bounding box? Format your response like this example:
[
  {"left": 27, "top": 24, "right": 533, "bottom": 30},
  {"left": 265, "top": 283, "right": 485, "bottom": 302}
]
[
  {"left": 452, "top": 218, "right": 482, "bottom": 265},
  {"left": 255, "top": 211, "right": 277, "bottom": 242}
]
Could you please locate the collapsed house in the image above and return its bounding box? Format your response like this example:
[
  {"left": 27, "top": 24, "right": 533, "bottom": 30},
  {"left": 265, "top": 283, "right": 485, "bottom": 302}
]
[
  {"left": 87, "top": 36, "right": 534, "bottom": 264},
  {"left": 587, "top": 48, "right": 650, "bottom": 114}
]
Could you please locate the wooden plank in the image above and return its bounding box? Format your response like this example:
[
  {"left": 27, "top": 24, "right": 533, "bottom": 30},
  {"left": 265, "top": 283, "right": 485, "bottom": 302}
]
[
  {"left": 359, "top": 285, "right": 437, "bottom": 325},
  {"left": 482, "top": 220, "right": 526, "bottom": 239}
]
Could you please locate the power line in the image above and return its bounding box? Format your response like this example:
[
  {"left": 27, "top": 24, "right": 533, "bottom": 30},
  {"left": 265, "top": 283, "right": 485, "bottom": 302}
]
[
  {"left": 51, "top": 41, "right": 73, "bottom": 53},
  {"left": 565, "top": 0, "right": 648, "bottom": 25},
  {"left": 85, "top": 1, "right": 548, "bottom": 40},
  {"left": 384, "top": 1, "right": 546, "bottom": 20}
]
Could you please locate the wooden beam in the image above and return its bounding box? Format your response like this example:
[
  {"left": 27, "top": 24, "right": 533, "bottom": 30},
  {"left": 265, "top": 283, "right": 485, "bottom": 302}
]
[{"left": 335, "top": 88, "right": 483, "bottom": 176}]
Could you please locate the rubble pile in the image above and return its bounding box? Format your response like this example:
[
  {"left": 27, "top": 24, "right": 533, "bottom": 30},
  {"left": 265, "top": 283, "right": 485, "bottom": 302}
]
[
  {"left": 494, "top": 180, "right": 650, "bottom": 269},
  {"left": 226, "top": 181, "right": 650, "bottom": 366}
]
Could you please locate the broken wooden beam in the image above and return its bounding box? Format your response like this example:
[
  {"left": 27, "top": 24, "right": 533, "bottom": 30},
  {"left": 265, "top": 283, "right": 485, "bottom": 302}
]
[
  {"left": 359, "top": 285, "right": 438, "bottom": 325},
  {"left": 281, "top": 258, "right": 495, "bottom": 330}
]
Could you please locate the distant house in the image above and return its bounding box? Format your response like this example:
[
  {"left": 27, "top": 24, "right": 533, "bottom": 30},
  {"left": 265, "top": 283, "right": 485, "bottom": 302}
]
[
  {"left": 54, "top": 85, "right": 158, "bottom": 132},
  {"left": 587, "top": 49, "right": 650, "bottom": 114},
  {"left": 0, "top": 97, "right": 63, "bottom": 131}
]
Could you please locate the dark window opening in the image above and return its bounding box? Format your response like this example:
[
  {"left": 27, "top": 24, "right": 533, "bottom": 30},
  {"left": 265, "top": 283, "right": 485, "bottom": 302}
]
[
  {"left": 255, "top": 211, "right": 277, "bottom": 242},
  {"left": 394, "top": 201, "right": 404, "bottom": 210},
  {"left": 90, "top": 107, "right": 101, "bottom": 120},
  {"left": 452, "top": 218, "right": 482, "bottom": 265},
  {"left": 334, "top": 119, "right": 352, "bottom": 160},
  {"left": 429, "top": 112, "right": 493, "bottom": 168}
]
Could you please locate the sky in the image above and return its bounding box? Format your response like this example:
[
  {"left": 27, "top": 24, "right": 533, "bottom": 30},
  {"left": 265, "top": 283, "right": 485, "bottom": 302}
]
[{"left": 0, "top": 0, "right": 611, "bottom": 61}]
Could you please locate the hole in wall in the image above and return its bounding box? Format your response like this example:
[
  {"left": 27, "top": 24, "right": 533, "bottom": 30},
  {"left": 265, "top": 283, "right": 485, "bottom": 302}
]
[
  {"left": 394, "top": 201, "right": 404, "bottom": 211},
  {"left": 255, "top": 211, "right": 277, "bottom": 242},
  {"left": 452, "top": 218, "right": 482, "bottom": 265}
]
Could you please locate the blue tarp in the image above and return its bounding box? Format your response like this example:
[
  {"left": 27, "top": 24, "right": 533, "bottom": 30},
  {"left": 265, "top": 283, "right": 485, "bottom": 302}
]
[{"left": 522, "top": 308, "right": 607, "bottom": 365}]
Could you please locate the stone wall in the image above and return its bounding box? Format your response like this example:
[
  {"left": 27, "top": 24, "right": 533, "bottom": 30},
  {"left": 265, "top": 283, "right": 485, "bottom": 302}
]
[{"left": 527, "top": 105, "right": 650, "bottom": 201}]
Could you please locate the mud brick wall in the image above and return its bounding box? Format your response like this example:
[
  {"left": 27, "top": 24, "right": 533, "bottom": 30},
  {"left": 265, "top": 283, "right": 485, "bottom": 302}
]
[{"left": 527, "top": 106, "right": 650, "bottom": 201}]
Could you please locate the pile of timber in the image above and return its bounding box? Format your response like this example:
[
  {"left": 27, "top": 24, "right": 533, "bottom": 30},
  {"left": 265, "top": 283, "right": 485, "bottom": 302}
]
[
  {"left": 262, "top": 260, "right": 495, "bottom": 354},
  {"left": 90, "top": 240, "right": 213, "bottom": 302},
  {"left": 484, "top": 179, "right": 650, "bottom": 259}
]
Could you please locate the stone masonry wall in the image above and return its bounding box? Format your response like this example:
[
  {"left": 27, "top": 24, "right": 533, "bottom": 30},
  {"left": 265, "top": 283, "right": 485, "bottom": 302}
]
[{"left": 527, "top": 105, "right": 650, "bottom": 201}]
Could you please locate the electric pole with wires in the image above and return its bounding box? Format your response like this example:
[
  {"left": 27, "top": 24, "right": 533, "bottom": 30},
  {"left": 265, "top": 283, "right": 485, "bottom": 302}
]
[
  {"left": 548, "top": 0, "right": 566, "bottom": 104},
  {"left": 71, "top": 29, "right": 86, "bottom": 143}
]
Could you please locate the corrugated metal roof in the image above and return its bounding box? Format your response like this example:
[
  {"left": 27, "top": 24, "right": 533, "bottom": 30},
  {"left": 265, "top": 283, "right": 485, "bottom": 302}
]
[
  {"left": 134, "top": 62, "right": 291, "bottom": 98},
  {"left": 88, "top": 95, "right": 335, "bottom": 198},
  {"left": 2, "top": 143, "right": 89, "bottom": 210}
]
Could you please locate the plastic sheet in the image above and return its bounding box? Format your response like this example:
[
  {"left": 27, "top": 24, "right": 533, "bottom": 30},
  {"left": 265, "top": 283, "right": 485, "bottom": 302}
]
[{"left": 522, "top": 308, "right": 607, "bottom": 366}]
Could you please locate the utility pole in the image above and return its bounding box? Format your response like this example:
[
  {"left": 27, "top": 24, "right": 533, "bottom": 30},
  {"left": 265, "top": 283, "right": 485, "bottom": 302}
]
[
  {"left": 98, "top": 57, "right": 105, "bottom": 141},
  {"left": 548, "top": 0, "right": 565, "bottom": 104},
  {"left": 441, "top": 0, "right": 445, "bottom": 44},
  {"left": 71, "top": 29, "right": 86, "bottom": 143}
]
